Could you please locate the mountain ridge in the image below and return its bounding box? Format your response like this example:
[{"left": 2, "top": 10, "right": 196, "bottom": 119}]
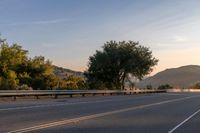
[{"left": 136, "top": 65, "right": 200, "bottom": 88}]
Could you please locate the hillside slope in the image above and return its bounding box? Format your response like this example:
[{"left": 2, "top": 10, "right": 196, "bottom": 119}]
[
  {"left": 53, "top": 66, "right": 84, "bottom": 79},
  {"left": 136, "top": 65, "right": 200, "bottom": 88}
]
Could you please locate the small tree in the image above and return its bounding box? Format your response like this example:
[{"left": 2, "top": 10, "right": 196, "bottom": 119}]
[{"left": 85, "top": 41, "right": 158, "bottom": 90}]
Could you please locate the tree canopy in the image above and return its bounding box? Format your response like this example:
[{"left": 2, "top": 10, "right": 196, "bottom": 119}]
[
  {"left": 0, "top": 37, "right": 86, "bottom": 90},
  {"left": 85, "top": 41, "right": 158, "bottom": 90}
]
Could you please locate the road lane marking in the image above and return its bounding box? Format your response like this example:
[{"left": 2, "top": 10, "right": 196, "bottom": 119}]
[
  {"left": 168, "top": 108, "right": 200, "bottom": 133},
  {"left": 0, "top": 99, "right": 131, "bottom": 111},
  {"left": 6, "top": 95, "right": 200, "bottom": 133},
  {"left": 0, "top": 94, "right": 165, "bottom": 111},
  {"left": 163, "top": 93, "right": 190, "bottom": 96}
]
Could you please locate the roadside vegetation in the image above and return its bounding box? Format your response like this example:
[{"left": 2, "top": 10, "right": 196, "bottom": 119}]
[
  {"left": 191, "top": 82, "right": 200, "bottom": 89},
  {"left": 157, "top": 84, "right": 173, "bottom": 90},
  {"left": 0, "top": 37, "right": 158, "bottom": 90},
  {"left": 0, "top": 37, "right": 86, "bottom": 90}
]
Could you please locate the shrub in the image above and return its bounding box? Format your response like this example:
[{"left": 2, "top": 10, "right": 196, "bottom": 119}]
[
  {"left": 157, "top": 84, "right": 173, "bottom": 90},
  {"left": 191, "top": 82, "right": 200, "bottom": 89}
]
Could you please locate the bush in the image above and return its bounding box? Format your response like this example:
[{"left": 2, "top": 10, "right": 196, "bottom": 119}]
[
  {"left": 146, "top": 84, "right": 153, "bottom": 90},
  {"left": 191, "top": 82, "right": 200, "bottom": 89},
  {"left": 157, "top": 84, "right": 173, "bottom": 90},
  {"left": 17, "top": 84, "right": 32, "bottom": 90}
]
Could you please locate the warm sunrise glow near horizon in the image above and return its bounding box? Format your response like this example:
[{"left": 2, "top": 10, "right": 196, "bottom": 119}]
[{"left": 1, "top": 0, "right": 200, "bottom": 75}]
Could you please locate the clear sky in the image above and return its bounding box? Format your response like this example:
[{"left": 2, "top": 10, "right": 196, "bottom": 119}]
[{"left": 1, "top": 0, "right": 200, "bottom": 75}]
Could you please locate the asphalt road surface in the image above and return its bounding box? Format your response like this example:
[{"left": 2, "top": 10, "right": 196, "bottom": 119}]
[{"left": 0, "top": 93, "right": 200, "bottom": 133}]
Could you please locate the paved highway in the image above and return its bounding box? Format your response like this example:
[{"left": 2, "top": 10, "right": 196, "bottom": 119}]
[{"left": 0, "top": 93, "right": 200, "bottom": 133}]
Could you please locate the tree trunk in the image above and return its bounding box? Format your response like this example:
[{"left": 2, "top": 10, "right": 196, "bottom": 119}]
[{"left": 121, "top": 73, "right": 126, "bottom": 90}]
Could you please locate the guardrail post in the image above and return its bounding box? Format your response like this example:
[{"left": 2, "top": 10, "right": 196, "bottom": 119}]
[
  {"left": 13, "top": 96, "right": 16, "bottom": 101},
  {"left": 35, "top": 95, "right": 39, "bottom": 99},
  {"left": 54, "top": 94, "right": 58, "bottom": 99},
  {"left": 82, "top": 94, "right": 85, "bottom": 97},
  {"left": 70, "top": 94, "right": 73, "bottom": 98},
  {"left": 93, "top": 93, "right": 95, "bottom": 96}
]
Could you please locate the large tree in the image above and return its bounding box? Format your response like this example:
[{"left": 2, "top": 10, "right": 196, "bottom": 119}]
[
  {"left": 0, "top": 36, "right": 87, "bottom": 90},
  {"left": 0, "top": 37, "right": 57, "bottom": 90},
  {"left": 85, "top": 41, "right": 158, "bottom": 90},
  {"left": 0, "top": 39, "right": 28, "bottom": 90}
]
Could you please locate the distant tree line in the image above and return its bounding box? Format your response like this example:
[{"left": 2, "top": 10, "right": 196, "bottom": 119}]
[
  {"left": 144, "top": 84, "right": 173, "bottom": 90},
  {"left": 157, "top": 84, "right": 173, "bottom": 90},
  {"left": 0, "top": 37, "right": 86, "bottom": 90}
]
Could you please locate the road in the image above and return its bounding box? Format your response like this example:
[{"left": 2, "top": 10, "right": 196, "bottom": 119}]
[{"left": 0, "top": 93, "right": 200, "bottom": 133}]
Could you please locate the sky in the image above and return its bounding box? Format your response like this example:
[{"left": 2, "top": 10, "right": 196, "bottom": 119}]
[{"left": 1, "top": 0, "right": 200, "bottom": 75}]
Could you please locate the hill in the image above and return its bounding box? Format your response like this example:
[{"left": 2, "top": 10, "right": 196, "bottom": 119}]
[
  {"left": 53, "top": 66, "right": 84, "bottom": 79},
  {"left": 136, "top": 65, "right": 200, "bottom": 88}
]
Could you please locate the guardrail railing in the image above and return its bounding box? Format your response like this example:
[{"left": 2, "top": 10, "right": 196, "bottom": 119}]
[{"left": 0, "top": 89, "right": 166, "bottom": 100}]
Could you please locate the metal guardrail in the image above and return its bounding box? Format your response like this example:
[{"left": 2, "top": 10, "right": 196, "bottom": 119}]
[{"left": 0, "top": 89, "right": 166, "bottom": 100}]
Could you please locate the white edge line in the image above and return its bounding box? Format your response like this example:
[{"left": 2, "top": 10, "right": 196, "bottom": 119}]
[{"left": 168, "top": 108, "right": 200, "bottom": 133}]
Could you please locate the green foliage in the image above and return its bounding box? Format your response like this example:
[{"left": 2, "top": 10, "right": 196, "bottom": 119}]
[
  {"left": 0, "top": 71, "right": 18, "bottom": 90},
  {"left": 85, "top": 41, "right": 158, "bottom": 90},
  {"left": 0, "top": 39, "right": 26, "bottom": 90},
  {"left": 17, "top": 84, "right": 31, "bottom": 90},
  {"left": 0, "top": 36, "right": 86, "bottom": 90},
  {"left": 62, "top": 75, "right": 86, "bottom": 89},
  {"left": 146, "top": 84, "right": 153, "bottom": 90},
  {"left": 191, "top": 82, "right": 200, "bottom": 89},
  {"left": 157, "top": 84, "right": 173, "bottom": 90}
]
